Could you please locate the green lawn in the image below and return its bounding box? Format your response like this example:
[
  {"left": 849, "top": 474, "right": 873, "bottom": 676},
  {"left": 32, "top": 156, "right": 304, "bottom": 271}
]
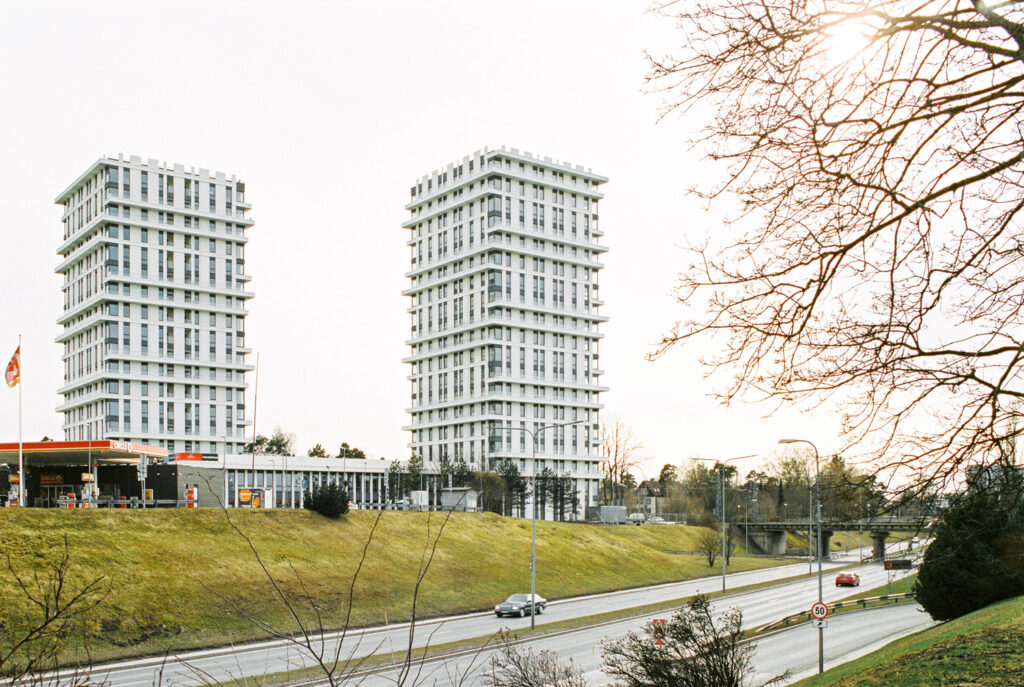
[
  {"left": 0, "top": 508, "right": 788, "bottom": 665},
  {"left": 828, "top": 531, "right": 873, "bottom": 551},
  {"left": 791, "top": 594, "right": 1024, "bottom": 686},
  {"left": 839, "top": 573, "right": 917, "bottom": 601},
  {"left": 786, "top": 530, "right": 881, "bottom": 553}
]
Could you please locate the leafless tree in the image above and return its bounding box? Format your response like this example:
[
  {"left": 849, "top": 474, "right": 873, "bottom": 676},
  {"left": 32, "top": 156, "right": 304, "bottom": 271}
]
[
  {"left": 602, "top": 595, "right": 786, "bottom": 687},
  {"left": 1, "top": 536, "right": 109, "bottom": 686},
  {"left": 4, "top": 481, "right": 490, "bottom": 687},
  {"left": 179, "top": 478, "right": 483, "bottom": 687},
  {"left": 695, "top": 527, "right": 722, "bottom": 567},
  {"left": 483, "top": 630, "right": 587, "bottom": 687},
  {"left": 724, "top": 524, "right": 739, "bottom": 565},
  {"left": 600, "top": 417, "right": 644, "bottom": 506},
  {"left": 646, "top": 0, "right": 1024, "bottom": 490},
  {"left": 181, "top": 498, "right": 393, "bottom": 686}
]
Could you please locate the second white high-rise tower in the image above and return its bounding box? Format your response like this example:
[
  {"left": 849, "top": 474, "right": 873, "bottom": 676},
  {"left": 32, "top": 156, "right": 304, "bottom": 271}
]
[{"left": 403, "top": 147, "right": 608, "bottom": 515}]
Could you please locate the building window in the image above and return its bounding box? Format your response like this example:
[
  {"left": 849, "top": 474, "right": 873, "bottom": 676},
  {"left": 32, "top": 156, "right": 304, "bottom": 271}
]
[{"left": 106, "top": 399, "right": 119, "bottom": 431}]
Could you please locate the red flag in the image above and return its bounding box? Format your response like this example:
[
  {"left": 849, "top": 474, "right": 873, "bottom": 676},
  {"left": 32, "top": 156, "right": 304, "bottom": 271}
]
[{"left": 5, "top": 346, "right": 19, "bottom": 388}]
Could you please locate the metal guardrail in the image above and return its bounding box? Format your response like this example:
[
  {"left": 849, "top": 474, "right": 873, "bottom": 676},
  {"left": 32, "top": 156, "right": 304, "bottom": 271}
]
[
  {"left": 53, "top": 496, "right": 191, "bottom": 509},
  {"left": 758, "top": 592, "right": 916, "bottom": 633},
  {"left": 46, "top": 498, "right": 483, "bottom": 511},
  {"left": 659, "top": 549, "right": 802, "bottom": 560}
]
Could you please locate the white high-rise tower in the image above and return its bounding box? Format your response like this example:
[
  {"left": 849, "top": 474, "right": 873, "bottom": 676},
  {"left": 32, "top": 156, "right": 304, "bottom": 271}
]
[
  {"left": 56, "top": 155, "right": 254, "bottom": 456},
  {"left": 403, "top": 147, "right": 608, "bottom": 516}
]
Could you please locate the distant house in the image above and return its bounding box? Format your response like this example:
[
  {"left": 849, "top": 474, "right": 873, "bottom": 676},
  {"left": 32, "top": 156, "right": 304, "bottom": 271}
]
[{"left": 635, "top": 480, "right": 664, "bottom": 514}]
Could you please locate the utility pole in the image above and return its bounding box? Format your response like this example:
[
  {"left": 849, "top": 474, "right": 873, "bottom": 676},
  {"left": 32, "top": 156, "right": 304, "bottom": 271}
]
[
  {"left": 720, "top": 464, "right": 726, "bottom": 591},
  {"left": 495, "top": 419, "right": 583, "bottom": 631},
  {"left": 693, "top": 455, "right": 754, "bottom": 593},
  {"left": 780, "top": 438, "right": 824, "bottom": 674}
]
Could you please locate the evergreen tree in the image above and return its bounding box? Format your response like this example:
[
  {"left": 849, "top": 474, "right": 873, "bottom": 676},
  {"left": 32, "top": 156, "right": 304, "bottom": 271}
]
[
  {"left": 914, "top": 466, "right": 1024, "bottom": 620},
  {"left": 337, "top": 442, "right": 366, "bottom": 459},
  {"left": 303, "top": 481, "right": 349, "bottom": 519},
  {"left": 498, "top": 460, "right": 527, "bottom": 517},
  {"left": 404, "top": 453, "right": 424, "bottom": 495}
]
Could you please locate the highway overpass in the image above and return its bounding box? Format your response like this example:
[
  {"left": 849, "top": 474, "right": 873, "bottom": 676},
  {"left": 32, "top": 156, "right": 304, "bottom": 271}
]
[{"left": 740, "top": 519, "right": 932, "bottom": 559}]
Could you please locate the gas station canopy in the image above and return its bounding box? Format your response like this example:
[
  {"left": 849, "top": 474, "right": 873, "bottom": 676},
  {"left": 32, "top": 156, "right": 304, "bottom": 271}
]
[{"left": 0, "top": 441, "right": 167, "bottom": 467}]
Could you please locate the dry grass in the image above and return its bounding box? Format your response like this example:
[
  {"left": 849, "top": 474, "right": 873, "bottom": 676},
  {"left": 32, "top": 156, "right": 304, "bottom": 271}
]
[{"left": 0, "top": 509, "right": 787, "bottom": 664}]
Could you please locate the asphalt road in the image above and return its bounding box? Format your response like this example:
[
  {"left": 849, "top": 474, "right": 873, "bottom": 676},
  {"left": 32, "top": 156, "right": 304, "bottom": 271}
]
[
  {"left": 753, "top": 603, "right": 935, "bottom": 685},
  {"left": 82, "top": 539, "right": 920, "bottom": 686},
  {"left": 290, "top": 565, "right": 930, "bottom": 686}
]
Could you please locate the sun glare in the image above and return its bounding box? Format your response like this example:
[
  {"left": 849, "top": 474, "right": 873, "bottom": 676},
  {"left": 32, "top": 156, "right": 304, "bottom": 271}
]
[{"left": 823, "top": 20, "right": 875, "bottom": 65}]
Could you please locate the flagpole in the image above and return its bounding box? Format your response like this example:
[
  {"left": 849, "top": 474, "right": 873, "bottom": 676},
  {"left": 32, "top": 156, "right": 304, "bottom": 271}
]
[{"left": 18, "top": 334, "right": 23, "bottom": 507}]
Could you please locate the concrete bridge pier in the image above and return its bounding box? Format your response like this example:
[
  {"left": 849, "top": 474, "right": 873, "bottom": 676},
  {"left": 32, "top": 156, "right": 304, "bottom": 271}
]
[
  {"left": 871, "top": 531, "right": 888, "bottom": 561},
  {"left": 749, "top": 529, "right": 788, "bottom": 555},
  {"left": 818, "top": 529, "right": 834, "bottom": 560},
  {"left": 766, "top": 530, "right": 787, "bottom": 555}
]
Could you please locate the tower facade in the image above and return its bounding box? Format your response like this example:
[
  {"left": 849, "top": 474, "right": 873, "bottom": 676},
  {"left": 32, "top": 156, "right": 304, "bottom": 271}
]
[
  {"left": 403, "top": 147, "right": 608, "bottom": 515},
  {"left": 56, "top": 154, "right": 254, "bottom": 456}
]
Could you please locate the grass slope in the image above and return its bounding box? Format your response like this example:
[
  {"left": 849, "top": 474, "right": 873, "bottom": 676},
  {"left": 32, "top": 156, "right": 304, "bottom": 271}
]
[
  {"left": 0, "top": 509, "right": 785, "bottom": 664},
  {"left": 839, "top": 573, "right": 917, "bottom": 601},
  {"left": 792, "top": 594, "right": 1024, "bottom": 686},
  {"left": 785, "top": 531, "right": 876, "bottom": 554}
]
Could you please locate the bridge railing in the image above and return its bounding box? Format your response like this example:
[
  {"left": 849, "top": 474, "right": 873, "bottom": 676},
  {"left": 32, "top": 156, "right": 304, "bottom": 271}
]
[{"left": 740, "top": 519, "right": 932, "bottom": 532}]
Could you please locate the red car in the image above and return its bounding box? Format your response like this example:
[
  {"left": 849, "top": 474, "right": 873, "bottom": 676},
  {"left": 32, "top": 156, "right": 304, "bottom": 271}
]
[{"left": 835, "top": 572, "right": 860, "bottom": 587}]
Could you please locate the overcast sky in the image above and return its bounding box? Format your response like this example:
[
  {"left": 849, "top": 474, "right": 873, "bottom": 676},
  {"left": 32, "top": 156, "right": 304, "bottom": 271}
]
[{"left": 0, "top": 1, "right": 844, "bottom": 477}]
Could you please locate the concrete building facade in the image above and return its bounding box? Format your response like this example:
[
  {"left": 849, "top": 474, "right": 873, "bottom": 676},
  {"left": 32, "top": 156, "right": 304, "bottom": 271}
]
[
  {"left": 55, "top": 154, "right": 255, "bottom": 456},
  {"left": 402, "top": 146, "right": 608, "bottom": 515}
]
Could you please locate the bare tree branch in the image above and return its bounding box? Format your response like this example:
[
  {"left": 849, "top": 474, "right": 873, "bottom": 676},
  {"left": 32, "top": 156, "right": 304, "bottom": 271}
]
[{"left": 647, "top": 0, "right": 1024, "bottom": 491}]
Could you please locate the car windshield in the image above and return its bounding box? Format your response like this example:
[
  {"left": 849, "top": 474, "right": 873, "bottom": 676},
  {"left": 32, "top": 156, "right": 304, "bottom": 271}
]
[{"left": 505, "top": 595, "right": 529, "bottom": 603}]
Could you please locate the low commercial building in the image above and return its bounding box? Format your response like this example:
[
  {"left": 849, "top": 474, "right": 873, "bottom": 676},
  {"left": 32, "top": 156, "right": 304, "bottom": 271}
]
[
  {"left": 0, "top": 441, "right": 450, "bottom": 511},
  {"left": 149, "top": 454, "right": 398, "bottom": 509}
]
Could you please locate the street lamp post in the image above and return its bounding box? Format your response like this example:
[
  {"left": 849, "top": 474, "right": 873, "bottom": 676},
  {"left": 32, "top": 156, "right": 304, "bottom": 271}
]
[
  {"left": 493, "top": 419, "right": 584, "bottom": 631},
  {"left": 808, "top": 476, "right": 813, "bottom": 573},
  {"left": 779, "top": 438, "right": 823, "bottom": 674},
  {"left": 738, "top": 503, "right": 748, "bottom": 553},
  {"left": 692, "top": 455, "right": 754, "bottom": 593}
]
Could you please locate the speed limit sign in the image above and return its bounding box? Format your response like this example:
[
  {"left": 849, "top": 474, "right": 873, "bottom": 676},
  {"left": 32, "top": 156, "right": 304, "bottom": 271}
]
[{"left": 810, "top": 602, "right": 829, "bottom": 619}]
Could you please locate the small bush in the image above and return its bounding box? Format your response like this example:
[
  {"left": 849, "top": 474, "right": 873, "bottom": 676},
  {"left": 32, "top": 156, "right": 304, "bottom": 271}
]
[{"left": 303, "top": 482, "right": 350, "bottom": 519}]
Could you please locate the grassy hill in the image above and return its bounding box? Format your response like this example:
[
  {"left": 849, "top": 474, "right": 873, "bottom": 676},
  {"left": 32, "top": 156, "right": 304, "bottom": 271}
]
[
  {"left": 0, "top": 508, "right": 785, "bottom": 664},
  {"left": 792, "top": 594, "right": 1024, "bottom": 686}
]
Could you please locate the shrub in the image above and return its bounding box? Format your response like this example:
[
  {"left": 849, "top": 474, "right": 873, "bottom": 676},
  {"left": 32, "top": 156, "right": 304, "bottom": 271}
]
[
  {"left": 602, "top": 594, "right": 787, "bottom": 687},
  {"left": 303, "top": 482, "right": 349, "bottom": 519},
  {"left": 914, "top": 474, "right": 1024, "bottom": 621}
]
